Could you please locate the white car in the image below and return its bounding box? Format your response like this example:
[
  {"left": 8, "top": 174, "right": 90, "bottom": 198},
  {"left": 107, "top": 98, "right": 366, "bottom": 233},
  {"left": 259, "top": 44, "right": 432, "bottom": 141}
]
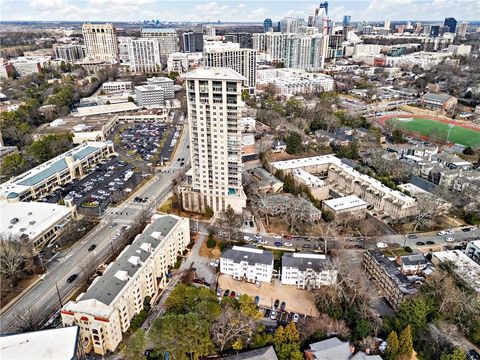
[
  {"left": 259, "top": 239, "right": 268, "bottom": 245},
  {"left": 446, "top": 230, "right": 454, "bottom": 235},
  {"left": 243, "top": 235, "right": 252, "bottom": 241},
  {"left": 376, "top": 242, "right": 388, "bottom": 249},
  {"left": 437, "top": 231, "right": 447, "bottom": 236},
  {"left": 293, "top": 313, "right": 300, "bottom": 323},
  {"left": 445, "top": 237, "right": 455, "bottom": 242},
  {"left": 283, "top": 242, "right": 293, "bottom": 247},
  {"left": 273, "top": 234, "right": 282, "bottom": 240},
  {"left": 210, "top": 259, "right": 217, "bottom": 266},
  {"left": 254, "top": 234, "right": 262, "bottom": 240}
]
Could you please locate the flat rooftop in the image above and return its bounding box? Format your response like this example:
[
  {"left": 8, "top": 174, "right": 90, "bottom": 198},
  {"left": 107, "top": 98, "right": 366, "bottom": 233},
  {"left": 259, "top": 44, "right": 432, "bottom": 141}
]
[
  {"left": 79, "top": 215, "right": 181, "bottom": 306},
  {"left": 184, "top": 67, "right": 247, "bottom": 82},
  {"left": 72, "top": 102, "right": 138, "bottom": 117},
  {"left": 0, "top": 326, "right": 80, "bottom": 359},
  {"left": 323, "top": 195, "right": 367, "bottom": 211},
  {"left": 432, "top": 250, "right": 480, "bottom": 292},
  {"left": 292, "top": 169, "right": 325, "bottom": 187},
  {"left": 38, "top": 115, "right": 115, "bottom": 134},
  {"left": 0, "top": 200, "right": 71, "bottom": 242},
  {"left": 0, "top": 142, "right": 111, "bottom": 198}
]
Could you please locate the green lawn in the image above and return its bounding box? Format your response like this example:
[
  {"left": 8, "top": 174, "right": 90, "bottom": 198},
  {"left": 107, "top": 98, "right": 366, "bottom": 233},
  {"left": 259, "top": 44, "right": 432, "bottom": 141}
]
[{"left": 386, "top": 117, "right": 480, "bottom": 148}]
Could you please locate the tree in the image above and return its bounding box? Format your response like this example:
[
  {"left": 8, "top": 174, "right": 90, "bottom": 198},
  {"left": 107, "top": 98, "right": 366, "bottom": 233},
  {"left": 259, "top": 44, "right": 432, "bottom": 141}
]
[
  {"left": 440, "top": 348, "right": 467, "bottom": 360},
  {"left": 397, "top": 297, "right": 432, "bottom": 336},
  {"left": 322, "top": 210, "right": 334, "bottom": 222},
  {"left": 282, "top": 173, "right": 296, "bottom": 194},
  {"left": 250, "top": 191, "right": 271, "bottom": 227},
  {"left": 12, "top": 307, "right": 43, "bottom": 333},
  {"left": 412, "top": 193, "right": 444, "bottom": 231},
  {"left": 392, "top": 129, "right": 406, "bottom": 144},
  {"left": 211, "top": 305, "right": 258, "bottom": 352},
  {"left": 218, "top": 205, "right": 242, "bottom": 243},
  {"left": 385, "top": 331, "right": 400, "bottom": 360},
  {"left": 122, "top": 330, "right": 146, "bottom": 360},
  {"left": 285, "top": 98, "right": 305, "bottom": 118},
  {"left": 232, "top": 338, "right": 243, "bottom": 352},
  {"left": 79, "top": 257, "right": 97, "bottom": 285},
  {"left": 273, "top": 323, "right": 303, "bottom": 360},
  {"left": 239, "top": 294, "right": 262, "bottom": 319},
  {"left": 398, "top": 325, "right": 414, "bottom": 358},
  {"left": 0, "top": 153, "right": 25, "bottom": 179},
  {"left": 0, "top": 234, "right": 33, "bottom": 279},
  {"left": 205, "top": 205, "right": 214, "bottom": 218},
  {"left": 285, "top": 131, "right": 303, "bottom": 154},
  {"left": 206, "top": 233, "right": 216, "bottom": 248},
  {"left": 165, "top": 284, "right": 221, "bottom": 321},
  {"left": 462, "top": 146, "right": 474, "bottom": 155}
]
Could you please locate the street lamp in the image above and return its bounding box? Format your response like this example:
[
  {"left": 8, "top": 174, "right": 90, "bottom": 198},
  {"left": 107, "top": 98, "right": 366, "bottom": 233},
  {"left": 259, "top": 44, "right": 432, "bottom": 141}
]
[
  {"left": 55, "top": 282, "right": 63, "bottom": 307},
  {"left": 446, "top": 124, "right": 455, "bottom": 144}
]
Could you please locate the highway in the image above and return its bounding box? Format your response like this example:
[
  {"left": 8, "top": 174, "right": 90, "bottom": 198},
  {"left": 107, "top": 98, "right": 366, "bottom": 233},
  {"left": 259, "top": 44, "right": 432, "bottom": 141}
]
[{"left": 0, "top": 127, "right": 190, "bottom": 335}]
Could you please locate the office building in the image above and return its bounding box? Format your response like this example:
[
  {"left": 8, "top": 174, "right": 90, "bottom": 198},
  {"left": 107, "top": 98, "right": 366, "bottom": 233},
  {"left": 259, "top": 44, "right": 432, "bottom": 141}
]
[
  {"left": 444, "top": 17, "right": 457, "bottom": 33},
  {"left": 220, "top": 245, "right": 274, "bottom": 283},
  {"left": 281, "top": 17, "right": 305, "bottom": 33},
  {"left": 448, "top": 44, "right": 472, "bottom": 56},
  {"left": 466, "top": 240, "right": 480, "bottom": 265},
  {"left": 180, "top": 68, "right": 247, "bottom": 214},
  {"left": 363, "top": 250, "right": 418, "bottom": 309},
  {"left": 61, "top": 214, "right": 190, "bottom": 355},
  {"left": 281, "top": 253, "right": 336, "bottom": 289},
  {"left": 225, "top": 32, "right": 253, "bottom": 49},
  {"left": 0, "top": 199, "right": 76, "bottom": 253},
  {"left": 263, "top": 18, "right": 273, "bottom": 32},
  {"left": 146, "top": 76, "right": 175, "bottom": 99},
  {"left": 343, "top": 15, "right": 351, "bottom": 27},
  {"left": 128, "top": 38, "right": 161, "bottom": 73},
  {"left": 203, "top": 42, "right": 257, "bottom": 94},
  {"left": 9, "top": 57, "right": 44, "bottom": 76},
  {"left": 0, "top": 142, "right": 115, "bottom": 202},
  {"left": 0, "top": 326, "right": 86, "bottom": 360},
  {"left": 141, "top": 28, "right": 179, "bottom": 64},
  {"left": 182, "top": 31, "right": 204, "bottom": 52},
  {"left": 458, "top": 22, "right": 469, "bottom": 37},
  {"left": 102, "top": 81, "right": 132, "bottom": 94},
  {"left": 430, "top": 25, "right": 440, "bottom": 37},
  {"left": 134, "top": 85, "right": 165, "bottom": 108},
  {"left": 322, "top": 195, "right": 368, "bottom": 220},
  {"left": 312, "top": 2, "right": 330, "bottom": 35},
  {"left": 54, "top": 44, "right": 86, "bottom": 63},
  {"left": 82, "top": 23, "right": 118, "bottom": 62},
  {"left": 269, "top": 155, "right": 417, "bottom": 220}
]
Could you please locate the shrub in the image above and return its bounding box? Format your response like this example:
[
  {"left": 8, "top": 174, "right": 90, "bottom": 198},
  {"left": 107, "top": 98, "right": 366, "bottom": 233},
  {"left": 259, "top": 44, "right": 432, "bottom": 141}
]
[
  {"left": 405, "top": 246, "right": 413, "bottom": 253},
  {"left": 206, "top": 236, "right": 216, "bottom": 249}
]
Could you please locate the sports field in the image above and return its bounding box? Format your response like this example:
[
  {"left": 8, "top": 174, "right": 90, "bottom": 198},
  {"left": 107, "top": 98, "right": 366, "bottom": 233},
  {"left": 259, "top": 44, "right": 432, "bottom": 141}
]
[{"left": 386, "top": 117, "right": 480, "bottom": 148}]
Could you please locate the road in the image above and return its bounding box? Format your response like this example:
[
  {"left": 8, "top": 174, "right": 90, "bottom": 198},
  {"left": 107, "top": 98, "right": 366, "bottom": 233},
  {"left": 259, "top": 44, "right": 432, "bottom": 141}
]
[{"left": 0, "top": 127, "right": 190, "bottom": 335}]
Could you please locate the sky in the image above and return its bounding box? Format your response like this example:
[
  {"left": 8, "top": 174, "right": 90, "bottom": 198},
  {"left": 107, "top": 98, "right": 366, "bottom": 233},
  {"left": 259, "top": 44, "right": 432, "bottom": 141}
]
[{"left": 0, "top": 0, "right": 479, "bottom": 23}]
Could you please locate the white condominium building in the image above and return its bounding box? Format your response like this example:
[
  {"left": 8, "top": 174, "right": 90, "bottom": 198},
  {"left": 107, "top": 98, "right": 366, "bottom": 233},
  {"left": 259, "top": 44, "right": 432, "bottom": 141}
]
[
  {"left": 82, "top": 23, "right": 118, "bottom": 62},
  {"left": 281, "top": 17, "right": 305, "bottom": 33},
  {"left": 220, "top": 245, "right": 274, "bottom": 283},
  {"left": 281, "top": 253, "right": 337, "bottom": 289},
  {"left": 128, "top": 38, "right": 161, "bottom": 73},
  {"left": 61, "top": 214, "right": 190, "bottom": 355},
  {"left": 54, "top": 44, "right": 86, "bottom": 63},
  {"left": 203, "top": 42, "right": 257, "bottom": 94},
  {"left": 141, "top": 28, "right": 179, "bottom": 64},
  {"left": 285, "top": 33, "right": 328, "bottom": 71},
  {"left": 146, "top": 77, "right": 175, "bottom": 99},
  {"left": 253, "top": 32, "right": 294, "bottom": 62},
  {"left": 134, "top": 85, "right": 165, "bottom": 108},
  {"left": 466, "top": 240, "right": 480, "bottom": 265},
  {"left": 117, "top": 37, "right": 132, "bottom": 64},
  {"left": 180, "top": 67, "right": 247, "bottom": 214}
]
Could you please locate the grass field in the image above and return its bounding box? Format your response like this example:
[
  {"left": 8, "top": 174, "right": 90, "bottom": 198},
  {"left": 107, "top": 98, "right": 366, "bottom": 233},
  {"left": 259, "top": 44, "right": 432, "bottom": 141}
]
[{"left": 386, "top": 117, "right": 480, "bottom": 148}]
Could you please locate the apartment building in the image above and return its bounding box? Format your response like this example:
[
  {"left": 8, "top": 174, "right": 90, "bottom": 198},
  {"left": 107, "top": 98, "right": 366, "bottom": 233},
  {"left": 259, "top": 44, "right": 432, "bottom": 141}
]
[
  {"left": 102, "top": 81, "right": 132, "bottom": 94},
  {"left": 220, "top": 245, "right": 274, "bottom": 283},
  {"left": 146, "top": 77, "right": 175, "bottom": 99},
  {"left": 9, "top": 57, "right": 44, "bottom": 76},
  {"left": 363, "top": 250, "right": 418, "bottom": 309},
  {"left": 54, "top": 44, "right": 86, "bottom": 63},
  {"left": 128, "top": 38, "right": 161, "bottom": 73},
  {"left": 0, "top": 142, "right": 115, "bottom": 202},
  {"left": 269, "top": 155, "right": 417, "bottom": 220},
  {"left": 61, "top": 214, "right": 190, "bottom": 355},
  {"left": 281, "top": 253, "right": 337, "bottom": 289},
  {"left": 280, "top": 17, "right": 305, "bottom": 33},
  {"left": 180, "top": 67, "right": 247, "bottom": 214},
  {"left": 322, "top": 195, "right": 368, "bottom": 220},
  {"left": 203, "top": 42, "right": 257, "bottom": 94},
  {"left": 432, "top": 250, "right": 480, "bottom": 292},
  {"left": 285, "top": 33, "right": 329, "bottom": 71},
  {"left": 292, "top": 169, "right": 329, "bottom": 200},
  {"left": 82, "top": 23, "right": 118, "bottom": 62},
  {"left": 141, "top": 28, "right": 179, "bottom": 64},
  {"left": 466, "top": 240, "right": 480, "bottom": 265},
  {"left": 0, "top": 326, "right": 86, "bottom": 360},
  {"left": 134, "top": 85, "right": 165, "bottom": 108},
  {"left": 253, "top": 32, "right": 294, "bottom": 62},
  {"left": 117, "top": 37, "right": 132, "bottom": 64}
]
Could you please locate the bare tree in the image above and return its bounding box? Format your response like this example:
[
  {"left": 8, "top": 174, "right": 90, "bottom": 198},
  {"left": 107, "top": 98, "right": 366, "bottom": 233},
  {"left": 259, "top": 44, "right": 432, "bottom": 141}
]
[
  {"left": 413, "top": 193, "right": 444, "bottom": 231},
  {"left": 250, "top": 190, "right": 271, "bottom": 227},
  {"left": 210, "top": 306, "right": 258, "bottom": 352},
  {"left": 218, "top": 205, "right": 243, "bottom": 243},
  {"left": 12, "top": 307, "right": 43, "bottom": 333},
  {"left": 79, "top": 256, "right": 98, "bottom": 286},
  {"left": 0, "top": 234, "right": 34, "bottom": 279}
]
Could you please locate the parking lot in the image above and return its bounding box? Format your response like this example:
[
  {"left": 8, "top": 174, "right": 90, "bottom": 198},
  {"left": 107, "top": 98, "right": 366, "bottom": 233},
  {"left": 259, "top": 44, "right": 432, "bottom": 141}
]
[
  {"left": 217, "top": 275, "right": 319, "bottom": 317},
  {"left": 43, "top": 156, "right": 142, "bottom": 216},
  {"left": 119, "top": 122, "right": 176, "bottom": 163}
]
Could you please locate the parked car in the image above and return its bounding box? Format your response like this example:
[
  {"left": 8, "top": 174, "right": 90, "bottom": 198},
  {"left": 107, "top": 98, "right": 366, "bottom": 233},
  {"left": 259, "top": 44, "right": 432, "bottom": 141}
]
[
  {"left": 437, "top": 230, "right": 447, "bottom": 236},
  {"left": 216, "top": 288, "right": 223, "bottom": 297},
  {"left": 376, "top": 242, "right": 387, "bottom": 249},
  {"left": 408, "top": 234, "right": 418, "bottom": 239},
  {"left": 303, "top": 244, "right": 312, "bottom": 249},
  {"left": 462, "top": 227, "right": 473, "bottom": 232},
  {"left": 254, "top": 234, "right": 262, "bottom": 240},
  {"left": 274, "top": 241, "right": 282, "bottom": 247},
  {"left": 467, "top": 349, "right": 480, "bottom": 360},
  {"left": 229, "top": 291, "right": 236, "bottom": 299},
  {"left": 66, "top": 274, "right": 78, "bottom": 283},
  {"left": 270, "top": 310, "right": 277, "bottom": 320},
  {"left": 445, "top": 237, "right": 455, "bottom": 242},
  {"left": 264, "top": 309, "right": 271, "bottom": 318},
  {"left": 416, "top": 241, "right": 426, "bottom": 246},
  {"left": 283, "top": 242, "right": 293, "bottom": 247},
  {"left": 259, "top": 239, "right": 268, "bottom": 245},
  {"left": 273, "top": 234, "right": 282, "bottom": 240},
  {"left": 426, "top": 241, "right": 435, "bottom": 245},
  {"left": 446, "top": 229, "right": 454, "bottom": 235},
  {"left": 274, "top": 299, "right": 280, "bottom": 309},
  {"left": 254, "top": 296, "right": 260, "bottom": 305},
  {"left": 280, "top": 301, "right": 286, "bottom": 311},
  {"left": 293, "top": 313, "right": 300, "bottom": 323},
  {"left": 223, "top": 290, "right": 230, "bottom": 297},
  {"left": 243, "top": 235, "right": 252, "bottom": 241}
]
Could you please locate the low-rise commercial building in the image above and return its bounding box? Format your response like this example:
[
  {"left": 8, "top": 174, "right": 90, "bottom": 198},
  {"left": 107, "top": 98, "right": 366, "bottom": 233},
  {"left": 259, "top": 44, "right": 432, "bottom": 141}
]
[
  {"left": 363, "top": 250, "right": 418, "bottom": 309},
  {"left": 102, "top": 81, "right": 132, "bottom": 94},
  {"left": 0, "top": 141, "right": 115, "bottom": 202},
  {"left": 421, "top": 92, "right": 458, "bottom": 111},
  {"left": 281, "top": 253, "right": 336, "bottom": 289},
  {"left": 431, "top": 250, "right": 480, "bottom": 292},
  {"left": 61, "top": 214, "right": 190, "bottom": 355},
  {"left": 466, "top": 240, "right": 480, "bottom": 265},
  {"left": 220, "top": 245, "right": 274, "bottom": 284},
  {"left": 134, "top": 85, "right": 165, "bottom": 108},
  {"left": 322, "top": 195, "right": 368, "bottom": 220},
  {"left": 0, "top": 326, "right": 86, "bottom": 360},
  {"left": 146, "top": 77, "right": 175, "bottom": 99}
]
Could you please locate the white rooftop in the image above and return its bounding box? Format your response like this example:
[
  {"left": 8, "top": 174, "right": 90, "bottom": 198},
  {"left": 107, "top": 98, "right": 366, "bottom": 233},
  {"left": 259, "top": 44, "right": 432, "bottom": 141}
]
[
  {"left": 271, "top": 154, "right": 341, "bottom": 170},
  {"left": 432, "top": 250, "right": 480, "bottom": 292},
  {"left": 135, "top": 84, "right": 164, "bottom": 92},
  {"left": 292, "top": 252, "right": 326, "bottom": 260},
  {"left": 293, "top": 169, "right": 325, "bottom": 187},
  {"left": 232, "top": 245, "right": 264, "bottom": 254},
  {"left": 73, "top": 102, "right": 138, "bottom": 117},
  {"left": 184, "top": 67, "right": 247, "bottom": 82},
  {"left": 0, "top": 200, "right": 71, "bottom": 242},
  {"left": 323, "top": 195, "right": 367, "bottom": 211},
  {"left": 0, "top": 326, "right": 80, "bottom": 359}
]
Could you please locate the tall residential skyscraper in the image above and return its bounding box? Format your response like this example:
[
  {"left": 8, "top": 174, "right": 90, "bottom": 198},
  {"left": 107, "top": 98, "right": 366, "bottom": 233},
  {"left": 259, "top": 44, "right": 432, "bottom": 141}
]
[
  {"left": 182, "top": 67, "right": 247, "bottom": 214},
  {"left": 141, "top": 28, "right": 179, "bottom": 64},
  {"left": 281, "top": 17, "right": 305, "bottom": 33},
  {"left": 343, "top": 15, "right": 351, "bottom": 27},
  {"left": 458, "top": 22, "right": 469, "bottom": 37},
  {"left": 444, "top": 17, "right": 457, "bottom": 33},
  {"left": 253, "top": 32, "right": 294, "bottom": 62},
  {"left": 82, "top": 23, "right": 118, "bottom": 62},
  {"left": 384, "top": 20, "right": 391, "bottom": 30},
  {"left": 128, "top": 39, "right": 161, "bottom": 73},
  {"left": 204, "top": 26, "right": 216, "bottom": 37},
  {"left": 118, "top": 37, "right": 132, "bottom": 64},
  {"left": 203, "top": 42, "right": 257, "bottom": 94},
  {"left": 285, "top": 33, "right": 328, "bottom": 71},
  {"left": 263, "top": 18, "right": 273, "bottom": 32},
  {"left": 182, "top": 32, "right": 204, "bottom": 52}
]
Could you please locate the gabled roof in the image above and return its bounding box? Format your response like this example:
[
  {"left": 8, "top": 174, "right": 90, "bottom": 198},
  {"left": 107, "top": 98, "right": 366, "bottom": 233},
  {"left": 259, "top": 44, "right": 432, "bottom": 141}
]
[
  {"left": 222, "top": 346, "right": 278, "bottom": 360},
  {"left": 308, "top": 337, "right": 351, "bottom": 360}
]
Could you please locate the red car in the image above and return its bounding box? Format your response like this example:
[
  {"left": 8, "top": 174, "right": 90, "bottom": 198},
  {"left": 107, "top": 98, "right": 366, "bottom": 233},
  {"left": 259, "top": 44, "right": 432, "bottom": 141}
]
[
  {"left": 283, "top": 235, "right": 292, "bottom": 240},
  {"left": 229, "top": 291, "right": 236, "bottom": 299}
]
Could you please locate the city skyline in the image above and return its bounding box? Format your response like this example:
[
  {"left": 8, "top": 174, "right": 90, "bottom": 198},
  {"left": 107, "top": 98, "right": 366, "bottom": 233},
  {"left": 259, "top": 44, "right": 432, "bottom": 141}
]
[{"left": 1, "top": 0, "right": 479, "bottom": 23}]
